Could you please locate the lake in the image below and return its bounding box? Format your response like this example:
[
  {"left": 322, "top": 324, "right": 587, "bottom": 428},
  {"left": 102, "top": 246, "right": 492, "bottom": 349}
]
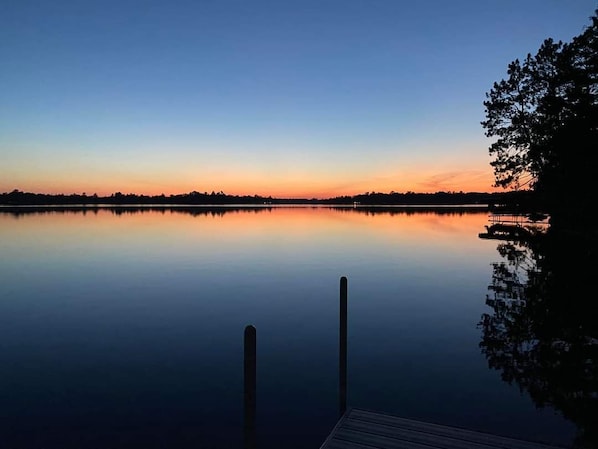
[{"left": 0, "top": 206, "right": 578, "bottom": 449}]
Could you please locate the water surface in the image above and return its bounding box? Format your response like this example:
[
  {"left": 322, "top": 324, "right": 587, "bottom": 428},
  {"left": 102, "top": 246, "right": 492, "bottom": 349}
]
[{"left": 0, "top": 206, "right": 576, "bottom": 448}]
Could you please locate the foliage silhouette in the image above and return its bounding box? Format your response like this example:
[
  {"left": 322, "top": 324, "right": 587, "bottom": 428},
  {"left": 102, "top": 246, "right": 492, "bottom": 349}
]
[
  {"left": 481, "top": 10, "right": 598, "bottom": 224},
  {"left": 479, "top": 223, "right": 598, "bottom": 448},
  {"left": 1, "top": 188, "right": 519, "bottom": 207}
]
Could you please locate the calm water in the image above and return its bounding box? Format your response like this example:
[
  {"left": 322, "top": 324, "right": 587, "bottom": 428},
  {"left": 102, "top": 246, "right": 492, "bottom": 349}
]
[{"left": 0, "top": 206, "right": 577, "bottom": 449}]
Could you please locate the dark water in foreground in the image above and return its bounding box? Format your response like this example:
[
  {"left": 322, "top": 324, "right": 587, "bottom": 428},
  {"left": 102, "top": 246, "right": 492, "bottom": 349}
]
[{"left": 0, "top": 206, "right": 584, "bottom": 448}]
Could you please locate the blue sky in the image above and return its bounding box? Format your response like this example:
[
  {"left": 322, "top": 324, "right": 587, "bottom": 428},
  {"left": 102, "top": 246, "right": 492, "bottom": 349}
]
[{"left": 1, "top": 0, "right": 596, "bottom": 197}]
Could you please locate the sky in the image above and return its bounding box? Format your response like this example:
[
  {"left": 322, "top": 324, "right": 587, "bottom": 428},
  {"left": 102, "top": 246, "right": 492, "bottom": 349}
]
[{"left": 1, "top": 0, "right": 596, "bottom": 199}]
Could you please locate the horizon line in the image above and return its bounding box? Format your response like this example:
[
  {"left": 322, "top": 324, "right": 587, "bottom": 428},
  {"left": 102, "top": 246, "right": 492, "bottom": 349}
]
[{"left": 2, "top": 188, "right": 510, "bottom": 201}]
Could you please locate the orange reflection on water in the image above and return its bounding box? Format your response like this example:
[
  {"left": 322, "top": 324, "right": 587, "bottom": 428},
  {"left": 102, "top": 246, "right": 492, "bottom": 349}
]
[{"left": 0, "top": 206, "right": 491, "bottom": 251}]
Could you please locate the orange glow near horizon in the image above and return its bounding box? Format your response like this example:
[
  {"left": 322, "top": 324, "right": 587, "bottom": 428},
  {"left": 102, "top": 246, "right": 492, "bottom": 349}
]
[
  {"left": 2, "top": 165, "right": 499, "bottom": 199},
  {"left": 1, "top": 134, "right": 500, "bottom": 198}
]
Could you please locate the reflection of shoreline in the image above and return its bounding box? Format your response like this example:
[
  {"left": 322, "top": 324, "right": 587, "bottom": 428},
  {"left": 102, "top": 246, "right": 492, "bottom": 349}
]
[
  {"left": 479, "top": 221, "right": 598, "bottom": 448},
  {"left": 0, "top": 204, "right": 490, "bottom": 218},
  {"left": 334, "top": 205, "right": 489, "bottom": 216},
  {"left": 0, "top": 205, "right": 273, "bottom": 218}
]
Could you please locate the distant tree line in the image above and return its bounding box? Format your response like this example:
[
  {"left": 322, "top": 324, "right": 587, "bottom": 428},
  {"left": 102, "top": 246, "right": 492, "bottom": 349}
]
[
  {"left": 322, "top": 190, "right": 528, "bottom": 207},
  {"left": 0, "top": 188, "right": 527, "bottom": 207},
  {"left": 0, "top": 189, "right": 272, "bottom": 206}
]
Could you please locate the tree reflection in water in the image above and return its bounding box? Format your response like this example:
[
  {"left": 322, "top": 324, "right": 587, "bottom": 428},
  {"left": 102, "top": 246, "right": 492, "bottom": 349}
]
[{"left": 479, "top": 219, "right": 598, "bottom": 448}]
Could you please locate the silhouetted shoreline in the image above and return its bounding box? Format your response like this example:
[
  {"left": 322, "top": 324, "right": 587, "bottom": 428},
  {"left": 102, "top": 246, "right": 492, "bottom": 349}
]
[{"left": 0, "top": 189, "right": 527, "bottom": 207}]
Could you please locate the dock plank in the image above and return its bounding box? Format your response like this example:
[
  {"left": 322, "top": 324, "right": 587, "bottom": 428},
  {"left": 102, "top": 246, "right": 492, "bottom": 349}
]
[
  {"left": 342, "top": 419, "right": 505, "bottom": 449},
  {"left": 320, "top": 408, "right": 565, "bottom": 449}
]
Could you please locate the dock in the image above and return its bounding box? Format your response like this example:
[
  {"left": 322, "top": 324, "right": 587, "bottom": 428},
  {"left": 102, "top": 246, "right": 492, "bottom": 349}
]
[
  {"left": 243, "top": 277, "right": 566, "bottom": 449},
  {"left": 319, "top": 408, "right": 564, "bottom": 449},
  {"left": 478, "top": 212, "right": 548, "bottom": 241}
]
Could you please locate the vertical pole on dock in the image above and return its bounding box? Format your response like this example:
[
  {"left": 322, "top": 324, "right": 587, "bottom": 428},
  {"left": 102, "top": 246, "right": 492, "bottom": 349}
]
[
  {"left": 339, "top": 276, "right": 348, "bottom": 417},
  {"left": 244, "top": 325, "right": 256, "bottom": 449}
]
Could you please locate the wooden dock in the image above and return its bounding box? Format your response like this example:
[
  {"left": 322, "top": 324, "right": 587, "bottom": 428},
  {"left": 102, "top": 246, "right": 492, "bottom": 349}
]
[
  {"left": 243, "top": 278, "right": 565, "bottom": 449},
  {"left": 319, "top": 408, "right": 564, "bottom": 449}
]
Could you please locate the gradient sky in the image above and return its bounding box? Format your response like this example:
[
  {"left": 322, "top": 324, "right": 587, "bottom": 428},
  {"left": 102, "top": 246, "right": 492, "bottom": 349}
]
[{"left": 1, "top": 0, "right": 596, "bottom": 198}]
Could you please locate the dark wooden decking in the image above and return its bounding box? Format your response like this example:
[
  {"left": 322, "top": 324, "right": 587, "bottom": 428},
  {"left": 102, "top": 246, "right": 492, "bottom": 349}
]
[{"left": 320, "top": 408, "right": 564, "bottom": 449}]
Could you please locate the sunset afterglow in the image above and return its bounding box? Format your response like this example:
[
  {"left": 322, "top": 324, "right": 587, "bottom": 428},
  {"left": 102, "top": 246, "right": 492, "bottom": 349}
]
[{"left": 1, "top": 0, "right": 594, "bottom": 198}]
